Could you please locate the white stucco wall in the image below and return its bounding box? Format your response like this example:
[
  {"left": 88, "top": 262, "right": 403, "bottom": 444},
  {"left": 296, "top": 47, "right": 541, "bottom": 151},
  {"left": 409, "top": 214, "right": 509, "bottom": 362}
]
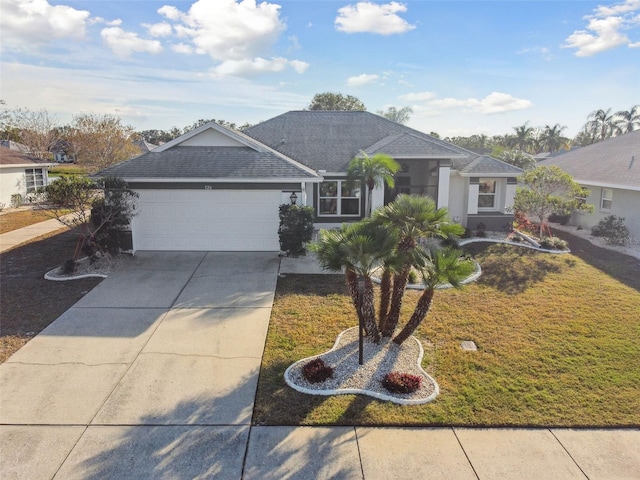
[
  {"left": 572, "top": 185, "right": 640, "bottom": 243},
  {"left": 0, "top": 168, "right": 26, "bottom": 206}
]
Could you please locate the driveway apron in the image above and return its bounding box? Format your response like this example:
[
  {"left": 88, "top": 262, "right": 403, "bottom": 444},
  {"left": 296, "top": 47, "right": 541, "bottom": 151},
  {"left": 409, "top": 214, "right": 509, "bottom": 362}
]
[{"left": 0, "top": 251, "right": 279, "bottom": 479}]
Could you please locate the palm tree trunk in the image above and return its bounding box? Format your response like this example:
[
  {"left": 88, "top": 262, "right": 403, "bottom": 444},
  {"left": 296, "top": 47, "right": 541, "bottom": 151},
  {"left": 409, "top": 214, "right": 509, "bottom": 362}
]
[
  {"left": 380, "top": 265, "right": 410, "bottom": 337},
  {"left": 393, "top": 288, "right": 434, "bottom": 345},
  {"left": 345, "top": 269, "right": 359, "bottom": 309},
  {"left": 362, "top": 277, "right": 380, "bottom": 343},
  {"left": 378, "top": 267, "right": 392, "bottom": 330}
]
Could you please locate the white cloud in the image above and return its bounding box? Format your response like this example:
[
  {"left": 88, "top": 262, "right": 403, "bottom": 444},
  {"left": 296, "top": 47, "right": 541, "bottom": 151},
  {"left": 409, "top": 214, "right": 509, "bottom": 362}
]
[
  {"left": 563, "top": 16, "right": 630, "bottom": 56},
  {"left": 289, "top": 60, "right": 310, "bottom": 74},
  {"left": 347, "top": 73, "right": 379, "bottom": 87},
  {"left": 144, "top": 22, "right": 173, "bottom": 38},
  {"left": 399, "top": 91, "right": 436, "bottom": 102},
  {"left": 563, "top": 0, "right": 640, "bottom": 56},
  {"left": 171, "top": 43, "right": 195, "bottom": 55},
  {"left": 335, "top": 1, "right": 416, "bottom": 35},
  {"left": 212, "top": 57, "right": 309, "bottom": 77},
  {"left": 158, "top": 0, "right": 285, "bottom": 61},
  {"left": 0, "top": 0, "right": 90, "bottom": 49},
  {"left": 429, "top": 92, "right": 533, "bottom": 114},
  {"left": 101, "top": 27, "right": 163, "bottom": 57}
]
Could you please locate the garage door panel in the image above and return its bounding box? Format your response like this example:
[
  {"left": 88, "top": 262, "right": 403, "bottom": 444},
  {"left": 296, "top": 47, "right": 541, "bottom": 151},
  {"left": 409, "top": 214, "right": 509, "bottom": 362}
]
[{"left": 132, "top": 190, "right": 282, "bottom": 251}]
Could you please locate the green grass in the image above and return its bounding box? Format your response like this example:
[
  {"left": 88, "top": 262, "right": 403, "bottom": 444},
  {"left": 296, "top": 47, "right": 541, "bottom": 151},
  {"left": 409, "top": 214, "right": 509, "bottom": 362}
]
[{"left": 253, "top": 243, "right": 640, "bottom": 427}]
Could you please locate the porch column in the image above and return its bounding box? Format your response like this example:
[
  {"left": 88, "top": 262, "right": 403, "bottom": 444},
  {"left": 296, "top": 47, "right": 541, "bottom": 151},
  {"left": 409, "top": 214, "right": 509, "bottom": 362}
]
[
  {"left": 437, "top": 160, "right": 451, "bottom": 209},
  {"left": 503, "top": 177, "right": 517, "bottom": 213},
  {"left": 467, "top": 177, "right": 479, "bottom": 214},
  {"left": 371, "top": 185, "right": 385, "bottom": 212}
]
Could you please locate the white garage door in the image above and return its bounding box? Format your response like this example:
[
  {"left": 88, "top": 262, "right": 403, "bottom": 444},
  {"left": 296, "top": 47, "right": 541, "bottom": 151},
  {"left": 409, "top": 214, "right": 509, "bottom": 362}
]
[{"left": 132, "top": 189, "right": 282, "bottom": 251}]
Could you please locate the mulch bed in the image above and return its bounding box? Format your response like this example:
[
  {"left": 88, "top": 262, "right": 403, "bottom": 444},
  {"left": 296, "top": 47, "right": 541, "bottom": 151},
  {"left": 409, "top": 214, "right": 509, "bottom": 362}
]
[{"left": 0, "top": 228, "right": 103, "bottom": 363}]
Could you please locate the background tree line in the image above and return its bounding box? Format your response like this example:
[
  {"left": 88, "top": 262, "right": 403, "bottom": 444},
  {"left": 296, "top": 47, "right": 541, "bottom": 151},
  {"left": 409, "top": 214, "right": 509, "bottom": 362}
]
[{"left": 2, "top": 94, "right": 637, "bottom": 172}]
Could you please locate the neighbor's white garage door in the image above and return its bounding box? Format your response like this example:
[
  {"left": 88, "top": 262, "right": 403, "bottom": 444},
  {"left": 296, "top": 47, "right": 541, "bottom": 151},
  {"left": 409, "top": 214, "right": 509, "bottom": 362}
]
[{"left": 132, "top": 189, "right": 282, "bottom": 251}]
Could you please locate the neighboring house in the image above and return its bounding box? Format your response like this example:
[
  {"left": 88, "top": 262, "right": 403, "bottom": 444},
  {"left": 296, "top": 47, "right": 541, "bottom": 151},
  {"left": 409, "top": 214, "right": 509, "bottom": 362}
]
[
  {"left": 0, "top": 148, "right": 54, "bottom": 207},
  {"left": 99, "top": 111, "right": 522, "bottom": 252},
  {"left": 538, "top": 130, "right": 640, "bottom": 242}
]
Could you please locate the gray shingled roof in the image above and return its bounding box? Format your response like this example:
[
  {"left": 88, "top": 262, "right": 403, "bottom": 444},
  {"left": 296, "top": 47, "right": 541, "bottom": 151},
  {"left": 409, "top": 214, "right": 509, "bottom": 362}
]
[
  {"left": 245, "top": 111, "right": 485, "bottom": 172},
  {"left": 98, "top": 146, "right": 320, "bottom": 180},
  {"left": 460, "top": 156, "right": 524, "bottom": 176},
  {"left": 363, "top": 133, "right": 468, "bottom": 159},
  {"left": 538, "top": 130, "right": 640, "bottom": 189}
]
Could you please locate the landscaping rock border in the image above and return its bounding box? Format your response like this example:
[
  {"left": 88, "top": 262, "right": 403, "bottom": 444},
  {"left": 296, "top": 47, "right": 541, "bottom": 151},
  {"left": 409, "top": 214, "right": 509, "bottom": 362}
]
[{"left": 284, "top": 327, "right": 439, "bottom": 405}]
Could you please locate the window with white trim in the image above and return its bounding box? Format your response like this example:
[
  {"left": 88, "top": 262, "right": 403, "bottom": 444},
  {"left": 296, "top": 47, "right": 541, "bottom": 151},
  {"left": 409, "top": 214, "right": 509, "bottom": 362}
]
[
  {"left": 478, "top": 179, "right": 497, "bottom": 210},
  {"left": 25, "top": 168, "right": 45, "bottom": 193},
  {"left": 318, "top": 180, "right": 360, "bottom": 216},
  {"left": 600, "top": 188, "right": 613, "bottom": 211}
]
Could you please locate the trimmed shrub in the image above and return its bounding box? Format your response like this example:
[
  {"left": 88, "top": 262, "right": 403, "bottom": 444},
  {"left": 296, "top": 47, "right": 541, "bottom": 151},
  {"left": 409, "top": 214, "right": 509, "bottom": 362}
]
[
  {"left": 591, "top": 215, "right": 630, "bottom": 246},
  {"left": 381, "top": 372, "right": 422, "bottom": 394},
  {"left": 278, "top": 204, "right": 315, "bottom": 256},
  {"left": 302, "top": 358, "right": 333, "bottom": 383},
  {"left": 10, "top": 194, "right": 23, "bottom": 208},
  {"left": 539, "top": 236, "right": 568, "bottom": 250}
]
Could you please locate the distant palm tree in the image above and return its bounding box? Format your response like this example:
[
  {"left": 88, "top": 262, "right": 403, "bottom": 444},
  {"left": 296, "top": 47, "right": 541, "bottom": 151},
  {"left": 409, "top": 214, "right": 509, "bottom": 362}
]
[
  {"left": 392, "top": 247, "right": 475, "bottom": 345},
  {"left": 540, "top": 124, "right": 570, "bottom": 153},
  {"left": 614, "top": 105, "right": 640, "bottom": 134},
  {"left": 347, "top": 152, "right": 400, "bottom": 217},
  {"left": 509, "top": 122, "right": 535, "bottom": 153},
  {"left": 585, "top": 108, "right": 618, "bottom": 141}
]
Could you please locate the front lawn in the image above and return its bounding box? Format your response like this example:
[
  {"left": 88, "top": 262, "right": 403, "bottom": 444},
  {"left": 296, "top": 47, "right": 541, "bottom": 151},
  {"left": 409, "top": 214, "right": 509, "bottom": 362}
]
[{"left": 253, "top": 242, "right": 640, "bottom": 427}]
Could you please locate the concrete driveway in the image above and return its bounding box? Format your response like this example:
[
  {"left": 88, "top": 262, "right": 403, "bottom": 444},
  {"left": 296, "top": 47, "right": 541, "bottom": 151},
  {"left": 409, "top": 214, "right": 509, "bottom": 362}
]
[
  {"left": 2, "top": 251, "right": 639, "bottom": 479},
  {"left": 1, "top": 251, "right": 279, "bottom": 479}
]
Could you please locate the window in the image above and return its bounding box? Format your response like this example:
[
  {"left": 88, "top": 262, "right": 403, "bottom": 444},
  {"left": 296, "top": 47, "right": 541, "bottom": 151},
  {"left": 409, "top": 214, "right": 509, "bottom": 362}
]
[
  {"left": 318, "top": 180, "right": 360, "bottom": 216},
  {"left": 478, "top": 179, "right": 497, "bottom": 210},
  {"left": 25, "top": 168, "right": 45, "bottom": 193},
  {"left": 601, "top": 188, "right": 613, "bottom": 211}
]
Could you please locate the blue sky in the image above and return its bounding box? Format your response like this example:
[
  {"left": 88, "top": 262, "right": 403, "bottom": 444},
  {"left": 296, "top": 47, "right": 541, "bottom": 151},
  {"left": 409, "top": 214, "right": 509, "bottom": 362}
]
[{"left": 1, "top": 0, "right": 638, "bottom": 137}]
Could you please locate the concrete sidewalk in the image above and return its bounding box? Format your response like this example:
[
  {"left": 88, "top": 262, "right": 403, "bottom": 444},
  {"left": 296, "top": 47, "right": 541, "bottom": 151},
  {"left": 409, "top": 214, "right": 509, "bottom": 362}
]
[
  {"left": 0, "top": 216, "right": 73, "bottom": 253},
  {"left": 1, "top": 251, "right": 639, "bottom": 479}
]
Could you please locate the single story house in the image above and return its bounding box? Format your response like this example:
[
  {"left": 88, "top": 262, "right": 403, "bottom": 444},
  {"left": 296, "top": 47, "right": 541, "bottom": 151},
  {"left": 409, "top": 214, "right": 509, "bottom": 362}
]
[
  {"left": 0, "top": 148, "right": 54, "bottom": 207},
  {"left": 538, "top": 129, "right": 640, "bottom": 242},
  {"left": 99, "top": 111, "right": 522, "bottom": 252}
]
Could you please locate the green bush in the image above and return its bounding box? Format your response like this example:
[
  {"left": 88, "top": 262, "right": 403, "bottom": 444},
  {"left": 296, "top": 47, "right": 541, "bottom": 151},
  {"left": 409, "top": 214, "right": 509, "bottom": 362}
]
[
  {"left": 10, "top": 194, "right": 23, "bottom": 208},
  {"left": 539, "top": 236, "right": 568, "bottom": 250},
  {"left": 591, "top": 215, "right": 630, "bottom": 245},
  {"left": 278, "top": 204, "right": 315, "bottom": 256}
]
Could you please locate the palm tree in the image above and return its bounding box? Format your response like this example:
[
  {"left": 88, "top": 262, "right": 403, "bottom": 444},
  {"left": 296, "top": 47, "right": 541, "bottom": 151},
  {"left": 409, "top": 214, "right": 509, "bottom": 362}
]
[
  {"left": 372, "top": 195, "right": 464, "bottom": 338},
  {"left": 312, "top": 220, "right": 396, "bottom": 343},
  {"left": 540, "top": 124, "right": 569, "bottom": 153},
  {"left": 585, "top": 108, "right": 618, "bottom": 141},
  {"left": 614, "top": 105, "right": 640, "bottom": 134},
  {"left": 393, "top": 247, "right": 475, "bottom": 345},
  {"left": 509, "top": 122, "right": 535, "bottom": 153},
  {"left": 347, "top": 151, "right": 400, "bottom": 217}
]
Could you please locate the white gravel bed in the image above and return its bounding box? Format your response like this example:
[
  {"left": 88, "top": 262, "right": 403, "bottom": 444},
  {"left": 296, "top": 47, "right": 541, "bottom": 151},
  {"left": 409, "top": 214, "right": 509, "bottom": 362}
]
[
  {"left": 284, "top": 327, "right": 439, "bottom": 405},
  {"left": 551, "top": 223, "right": 640, "bottom": 260},
  {"left": 45, "top": 254, "right": 123, "bottom": 281}
]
